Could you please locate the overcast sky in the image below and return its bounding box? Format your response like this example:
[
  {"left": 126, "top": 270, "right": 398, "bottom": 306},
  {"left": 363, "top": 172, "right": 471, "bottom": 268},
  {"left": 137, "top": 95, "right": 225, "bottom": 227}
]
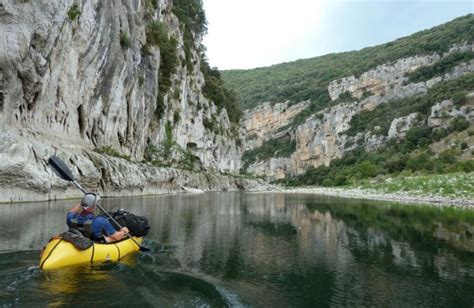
[{"left": 202, "top": 0, "right": 473, "bottom": 70}]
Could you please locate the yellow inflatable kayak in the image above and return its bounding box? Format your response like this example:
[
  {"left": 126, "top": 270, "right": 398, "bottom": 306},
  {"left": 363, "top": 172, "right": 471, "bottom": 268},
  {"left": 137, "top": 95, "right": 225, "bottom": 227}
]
[{"left": 39, "top": 236, "right": 143, "bottom": 270}]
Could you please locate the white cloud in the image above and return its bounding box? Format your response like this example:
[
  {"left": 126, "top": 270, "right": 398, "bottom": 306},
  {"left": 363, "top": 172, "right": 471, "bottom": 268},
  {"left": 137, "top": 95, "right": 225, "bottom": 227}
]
[{"left": 203, "top": 0, "right": 325, "bottom": 69}]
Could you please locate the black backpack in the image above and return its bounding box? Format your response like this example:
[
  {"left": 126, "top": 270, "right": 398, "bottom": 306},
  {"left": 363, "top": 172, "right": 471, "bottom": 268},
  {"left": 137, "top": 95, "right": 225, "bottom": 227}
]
[{"left": 106, "top": 209, "right": 150, "bottom": 237}]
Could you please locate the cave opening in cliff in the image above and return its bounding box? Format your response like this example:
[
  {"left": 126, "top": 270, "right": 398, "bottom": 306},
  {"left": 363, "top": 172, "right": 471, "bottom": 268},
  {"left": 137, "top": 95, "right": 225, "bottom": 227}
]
[
  {"left": 186, "top": 142, "right": 197, "bottom": 150},
  {"left": 77, "top": 105, "right": 86, "bottom": 136},
  {"left": 0, "top": 92, "right": 3, "bottom": 112}
]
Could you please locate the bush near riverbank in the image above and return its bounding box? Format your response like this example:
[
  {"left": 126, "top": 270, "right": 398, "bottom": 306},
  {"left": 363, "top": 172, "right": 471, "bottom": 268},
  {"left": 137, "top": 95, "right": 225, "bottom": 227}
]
[{"left": 356, "top": 172, "right": 474, "bottom": 199}]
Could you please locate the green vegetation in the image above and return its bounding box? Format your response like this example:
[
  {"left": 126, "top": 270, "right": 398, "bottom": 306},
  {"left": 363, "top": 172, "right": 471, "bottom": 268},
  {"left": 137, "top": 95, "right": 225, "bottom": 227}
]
[
  {"left": 335, "top": 91, "right": 355, "bottom": 103},
  {"left": 450, "top": 115, "right": 470, "bottom": 132},
  {"left": 172, "top": 0, "right": 207, "bottom": 37},
  {"left": 143, "top": 1, "right": 240, "bottom": 126},
  {"left": 172, "top": 0, "right": 240, "bottom": 123},
  {"left": 144, "top": 143, "right": 159, "bottom": 162},
  {"left": 67, "top": 4, "right": 81, "bottom": 21},
  {"left": 95, "top": 146, "right": 130, "bottom": 160},
  {"left": 305, "top": 197, "right": 474, "bottom": 247},
  {"left": 144, "top": 138, "right": 201, "bottom": 171},
  {"left": 173, "top": 110, "right": 181, "bottom": 123},
  {"left": 164, "top": 120, "right": 174, "bottom": 158},
  {"left": 181, "top": 149, "right": 201, "bottom": 170},
  {"left": 203, "top": 115, "right": 218, "bottom": 132},
  {"left": 242, "top": 137, "right": 296, "bottom": 168},
  {"left": 201, "top": 60, "right": 242, "bottom": 123},
  {"left": 283, "top": 138, "right": 474, "bottom": 187},
  {"left": 345, "top": 73, "right": 474, "bottom": 136},
  {"left": 144, "top": 0, "right": 158, "bottom": 15},
  {"left": 405, "top": 51, "right": 474, "bottom": 84},
  {"left": 120, "top": 32, "right": 132, "bottom": 49},
  {"left": 146, "top": 21, "right": 178, "bottom": 120},
  {"left": 172, "top": 0, "right": 207, "bottom": 72},
  {"left": 357, "top": 172, "right": 474, "bottom": 199},
  {"left": 222, "top": 15, "right": 473, "bottom": 115}
]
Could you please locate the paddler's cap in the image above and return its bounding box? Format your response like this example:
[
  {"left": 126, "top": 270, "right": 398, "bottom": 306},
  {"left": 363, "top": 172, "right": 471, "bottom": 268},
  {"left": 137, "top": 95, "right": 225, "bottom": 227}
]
[{"left": 81, "top": 193, "right": 100, "bottom": 209}]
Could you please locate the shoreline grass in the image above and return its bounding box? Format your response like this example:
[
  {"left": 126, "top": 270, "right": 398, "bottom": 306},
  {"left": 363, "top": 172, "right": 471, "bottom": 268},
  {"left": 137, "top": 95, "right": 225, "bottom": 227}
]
[{"left": 355, "top": 172, "right": 474, "bottom": 199}]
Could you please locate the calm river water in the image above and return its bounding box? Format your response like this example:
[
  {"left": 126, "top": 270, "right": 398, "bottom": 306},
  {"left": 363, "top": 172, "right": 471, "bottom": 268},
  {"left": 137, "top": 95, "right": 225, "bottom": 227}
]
[{"left": 0, "top": 192, "right": 473, "bottom": 307}]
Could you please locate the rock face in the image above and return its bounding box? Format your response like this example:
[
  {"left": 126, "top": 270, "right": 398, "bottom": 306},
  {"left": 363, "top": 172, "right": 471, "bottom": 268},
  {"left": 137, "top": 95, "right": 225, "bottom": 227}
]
[
  {"left": 241, "top": 100, "right": 310, "bottom": 150},
  {"left": 242, "top": 44, "right": 474, "bottom": 180},
  {"left": 388, "top": 113, "right": 420, "bottom": 139},
  {"left": 0, "top": 0, "right": 247, "bottom": 202},
  {"left": 327, "top": 54, "right": 440, "bottom": 101},
  {"left": 0, "top": 136, "right": 267, "bottom": 203}
]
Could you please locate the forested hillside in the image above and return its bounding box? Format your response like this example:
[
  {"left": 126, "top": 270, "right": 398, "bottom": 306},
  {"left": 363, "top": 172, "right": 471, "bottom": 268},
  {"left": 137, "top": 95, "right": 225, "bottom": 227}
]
[
  {"left": 229, "top": 15, "right": 474, "bottom": 186},
  {"left": 222, "top": 15, "right": 473, "bottom": 112}
]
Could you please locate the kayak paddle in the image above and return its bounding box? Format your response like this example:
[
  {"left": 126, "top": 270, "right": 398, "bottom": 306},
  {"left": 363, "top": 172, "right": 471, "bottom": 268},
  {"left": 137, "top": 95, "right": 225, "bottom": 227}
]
[{"left": 48, "top": 155, "right": 150, "bottom": 252}]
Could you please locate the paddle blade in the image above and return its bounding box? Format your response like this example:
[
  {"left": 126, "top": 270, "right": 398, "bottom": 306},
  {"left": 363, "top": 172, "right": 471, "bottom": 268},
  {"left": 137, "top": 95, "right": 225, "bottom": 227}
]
[{"left": 49, "top": 156, "right": 75, "bottom": 181}]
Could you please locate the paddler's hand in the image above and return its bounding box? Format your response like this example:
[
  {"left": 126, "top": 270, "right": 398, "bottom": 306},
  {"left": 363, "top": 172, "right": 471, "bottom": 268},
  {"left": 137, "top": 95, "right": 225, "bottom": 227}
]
[{"left": 121, "top": 227, "right": 130, "bottom": 236}]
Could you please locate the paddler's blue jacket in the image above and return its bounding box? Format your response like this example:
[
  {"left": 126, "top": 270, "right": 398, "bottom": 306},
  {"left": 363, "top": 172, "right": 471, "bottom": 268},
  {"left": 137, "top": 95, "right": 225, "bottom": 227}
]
[{"left": 66, "top": 212, "right": 117, "bottom": 241}]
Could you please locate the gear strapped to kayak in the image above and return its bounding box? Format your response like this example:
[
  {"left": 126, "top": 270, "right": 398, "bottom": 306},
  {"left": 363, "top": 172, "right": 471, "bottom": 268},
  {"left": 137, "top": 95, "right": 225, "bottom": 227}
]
[
  {"left": 40, "top": 155, "right": 152, "bottom": 270},
  {"left": 61, "top": 229, "right": 93, "bottom": 250},
  {"left": 105, "top": 209, "right": 150, "bottom": 237}
]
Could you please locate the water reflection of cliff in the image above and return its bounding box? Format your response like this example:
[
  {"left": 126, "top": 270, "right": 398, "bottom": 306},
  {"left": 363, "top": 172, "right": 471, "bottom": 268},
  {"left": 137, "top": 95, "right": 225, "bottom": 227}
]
[
  {"left": 137, "top": 193, "right": 474, "bottom": 306},
  {"left": 2, "top": 193, "right": 473, "bottom": 306}
]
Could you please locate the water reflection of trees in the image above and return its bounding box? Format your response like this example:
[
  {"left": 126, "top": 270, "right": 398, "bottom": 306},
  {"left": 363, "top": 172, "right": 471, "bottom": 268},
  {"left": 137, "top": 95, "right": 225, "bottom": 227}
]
[
  {"left": 146, "top": 193, "right": 474, "bottom": 306},
  {"left": 3, "top": 193, "right": 473, "bottom": 306}
]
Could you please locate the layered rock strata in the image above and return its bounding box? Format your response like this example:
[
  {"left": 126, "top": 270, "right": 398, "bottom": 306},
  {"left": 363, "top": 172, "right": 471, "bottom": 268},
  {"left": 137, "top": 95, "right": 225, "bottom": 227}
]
[
  {"left": 0, "top": 0, "right": 245, "bottom": 202},
  {"left": 242, "top": 45, "right": 474, "bottom": 180}
]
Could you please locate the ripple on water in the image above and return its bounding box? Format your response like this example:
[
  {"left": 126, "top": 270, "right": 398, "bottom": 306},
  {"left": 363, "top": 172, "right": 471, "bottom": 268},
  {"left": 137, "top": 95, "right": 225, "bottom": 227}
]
[{"left": 0, "top": 247, "right": 247, "bottom": 307}]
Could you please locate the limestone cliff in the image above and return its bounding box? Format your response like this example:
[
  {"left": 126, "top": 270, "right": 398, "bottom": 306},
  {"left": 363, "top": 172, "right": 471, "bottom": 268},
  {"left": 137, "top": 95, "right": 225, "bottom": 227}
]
[
  {"left": 241, "top": 44, "right": 474, "bottom": 180},
  {"left": 0, "top": 0, "right": 254, "bottom": 202}
]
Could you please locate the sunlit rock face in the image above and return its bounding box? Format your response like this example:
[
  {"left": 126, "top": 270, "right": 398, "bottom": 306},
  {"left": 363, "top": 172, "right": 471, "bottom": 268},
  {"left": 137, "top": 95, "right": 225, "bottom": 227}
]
[
  {"left": 0, "top": 0, "right": 245, "bottom": 201},
  {"left": 241, "top": 44, "right": 474, "bottom": 180}
]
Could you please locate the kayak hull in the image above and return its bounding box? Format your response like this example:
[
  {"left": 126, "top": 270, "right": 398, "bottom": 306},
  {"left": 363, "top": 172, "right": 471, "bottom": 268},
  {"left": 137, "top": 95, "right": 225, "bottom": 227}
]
[{"left": 39, "top": 236, "right": 143, "bottom": 270}]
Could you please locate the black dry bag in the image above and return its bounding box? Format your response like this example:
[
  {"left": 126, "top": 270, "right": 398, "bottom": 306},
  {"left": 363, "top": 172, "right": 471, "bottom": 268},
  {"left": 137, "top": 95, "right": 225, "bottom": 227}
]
[{"left": 108, "top": 209, "right": 150, "bottom": 237}]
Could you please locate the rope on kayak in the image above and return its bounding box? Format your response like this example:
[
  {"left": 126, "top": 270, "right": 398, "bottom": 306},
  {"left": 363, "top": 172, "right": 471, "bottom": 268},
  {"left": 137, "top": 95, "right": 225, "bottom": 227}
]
[
  {"left": 40, "top": 239, "right": 63, "bottom": 269},
  {"left": 114, "top": 243, "right": 121, "bottom": 261},
  {"left": 90, "top": 243, "right": 95, "bottom": 263}
]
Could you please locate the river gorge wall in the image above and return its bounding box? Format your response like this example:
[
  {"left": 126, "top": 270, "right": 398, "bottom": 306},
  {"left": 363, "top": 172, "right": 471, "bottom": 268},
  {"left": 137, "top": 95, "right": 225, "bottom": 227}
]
[
  {"left": 0, "top": 0, "right": 261, "bottom": 202},
  {"left": 241, "top": 43, "right": 474, "bottom": 180}
]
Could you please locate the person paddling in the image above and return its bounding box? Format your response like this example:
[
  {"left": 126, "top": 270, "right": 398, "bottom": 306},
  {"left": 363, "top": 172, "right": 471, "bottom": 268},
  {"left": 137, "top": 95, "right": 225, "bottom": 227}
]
[{"left": 66, "top": 193, "right": 130, "bottom": 243}]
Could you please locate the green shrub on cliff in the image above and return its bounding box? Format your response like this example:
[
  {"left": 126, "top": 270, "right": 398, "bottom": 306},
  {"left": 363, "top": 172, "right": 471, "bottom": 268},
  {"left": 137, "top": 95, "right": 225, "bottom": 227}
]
[
  {"left": 172, "top": 0, "right": 207, "bottom": 72},
  {"left": 405, "top": 51, "right": 474, "bottom": 84},
  {"left": 146, "top": 21, "right": 178, "bottom": 120},
  {"left": 67, "top": 4, "right": 81, "bottom": 21},
  {"left": 283, "top": 139, "right": 474, "bottom": 187},
  {"left": 344, "top": 73, "right": 474, "bottom": 136},
  {"left": 172, "top": 0, "right": 207, "bottom": 36},
  {"left": 95, "top": 146, "right": 130, "bottom": 161},
  {"left": 242, "top": 137, "right": 296, "bottom": 168},
  {"left": 163, "top": 120, "right": 174, "bottom": 158},
  {"left": 201, "top": 59, "right": 242, "bottom": 123},
  {"left": 120, "top": 32, "right": 132, "bottom": 49},
  {"left": 449, "top": 115, "right": 470, "bottom": 132}
]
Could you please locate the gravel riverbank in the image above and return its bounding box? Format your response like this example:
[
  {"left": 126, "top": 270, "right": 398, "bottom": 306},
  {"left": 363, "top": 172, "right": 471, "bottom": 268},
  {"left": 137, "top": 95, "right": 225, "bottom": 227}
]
[{"left": 274, "top": 186, "right": 474, "bottom": 209}]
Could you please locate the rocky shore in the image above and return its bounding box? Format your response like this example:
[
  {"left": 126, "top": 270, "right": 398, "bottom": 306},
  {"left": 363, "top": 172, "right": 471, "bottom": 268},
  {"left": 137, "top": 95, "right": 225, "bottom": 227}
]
[{"left": 276, "top": 186, "right": 474, "bottom": 209}]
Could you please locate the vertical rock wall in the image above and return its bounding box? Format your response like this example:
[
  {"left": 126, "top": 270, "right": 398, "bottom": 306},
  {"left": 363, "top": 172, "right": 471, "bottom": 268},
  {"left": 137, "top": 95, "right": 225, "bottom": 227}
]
[{"left": 0, "top": 0, "right": 245, "bottom": 202}]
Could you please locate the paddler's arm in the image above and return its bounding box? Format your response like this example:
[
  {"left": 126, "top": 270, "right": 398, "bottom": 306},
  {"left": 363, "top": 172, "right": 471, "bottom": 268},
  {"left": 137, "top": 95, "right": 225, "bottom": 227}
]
[
  {"left": 69, "top": 202, "right": 82, "bottom": 214},
  {"left": 66, "top": 202, "right": 82, "bottom": 227},
  {"left": 104, "top": 227, "right": 130, "bottom": 243},
  {"left": 99, "top": 217, "right": 130, "bottom": 243}
]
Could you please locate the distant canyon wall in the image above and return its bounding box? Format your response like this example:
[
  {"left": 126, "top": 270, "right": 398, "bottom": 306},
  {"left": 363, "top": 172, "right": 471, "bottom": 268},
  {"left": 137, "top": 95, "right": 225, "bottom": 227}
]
[{"left": 241, "top": 44, "right": 474, "bottom": 180}]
